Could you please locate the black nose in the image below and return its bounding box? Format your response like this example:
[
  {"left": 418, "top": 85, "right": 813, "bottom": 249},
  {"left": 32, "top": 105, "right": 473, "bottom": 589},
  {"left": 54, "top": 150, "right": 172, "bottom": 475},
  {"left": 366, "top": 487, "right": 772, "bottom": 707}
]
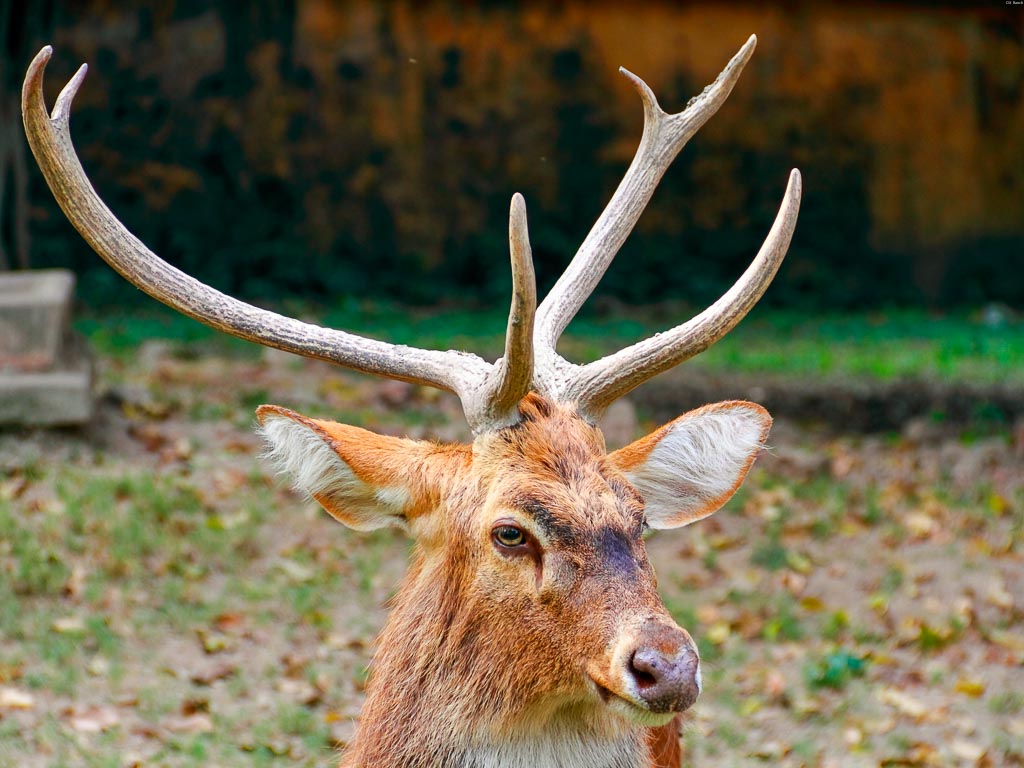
[{"left": 628, "top": 627, "right": 700, "bottom": 713}]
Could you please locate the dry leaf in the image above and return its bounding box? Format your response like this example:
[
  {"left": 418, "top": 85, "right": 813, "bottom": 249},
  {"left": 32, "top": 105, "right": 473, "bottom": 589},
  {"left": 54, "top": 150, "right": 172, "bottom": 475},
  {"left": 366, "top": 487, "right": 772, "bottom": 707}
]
[
  {"left": 706, "top": 622, "right": 731, "bottom": 645},
  {"left": 950, "top": 740, "right": 987, "bottom": 764},
  {"left": 878, "top": 687, "right": 927, "bottom": 720},
  {"left": 0, "top": 686, "right": 35, "bottom": 710},
  {"left": 954, "top": 678, "right": 986, "bottom": 697},
  {"left": 764, "top": 669, "right": 787, "bottom": 700},
  {"left": 51, "top": 616, "right": 86, "bottom": 634},
  {"left": 163, "top": 713, "right": 214, "bottom": 734},
  {"left": 985, "top": 582, "right": 1014, "bottom": 611},
  {"left": 67, "top": 705, "right": 121, "bottom": 733},
  {"left": 195, "top": 628, "right": 233, "bottom": 654},
  {"left": 905, "top": 512, "right": 936, "bottom": 539},
  {"left": 189, "top": 662, "right": 237, "bottom": 686},
  {"left": 278, "top": 677, "right": 324, "bottom": 707},
  {"left": 0, "top": 662, "right": 23, "bottom": 684}
]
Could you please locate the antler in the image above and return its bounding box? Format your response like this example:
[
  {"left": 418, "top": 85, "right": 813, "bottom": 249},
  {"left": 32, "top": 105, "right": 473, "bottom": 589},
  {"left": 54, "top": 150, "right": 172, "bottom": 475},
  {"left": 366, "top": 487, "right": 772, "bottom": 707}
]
[
  {"left": 23, "top": 37, "right": 799, "bottom": 433},
  {"left": 21, "top": 45, "right": 532, "bottom": 433},
  {"left": 532, "top": 34, "right": 801, "bottom": 419}
]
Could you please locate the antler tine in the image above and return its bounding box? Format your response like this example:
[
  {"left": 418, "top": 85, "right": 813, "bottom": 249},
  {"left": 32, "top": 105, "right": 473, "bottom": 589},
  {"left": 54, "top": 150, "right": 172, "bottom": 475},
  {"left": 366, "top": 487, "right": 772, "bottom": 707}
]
[
  {"left": 534, "top": 34, "right": 758, "bottom": 358},
  {"left": 469, "top": 193, "right": 537, "bottom": 432},
  {"left": 569, "top": 169, "right": 802, "bottom": 418},
  {"left": 22, "top": 46, "right": 503, "bottom": 423}
]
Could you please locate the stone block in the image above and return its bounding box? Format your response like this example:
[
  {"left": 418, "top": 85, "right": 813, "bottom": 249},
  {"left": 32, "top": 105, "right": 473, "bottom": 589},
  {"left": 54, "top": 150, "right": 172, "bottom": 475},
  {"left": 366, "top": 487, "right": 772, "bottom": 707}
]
[
  {"left": 0, "top": 269, "right": 75, "bottom": 371},
  {"left": 0, "top": 331, "right": 93, "bottom": 426}
]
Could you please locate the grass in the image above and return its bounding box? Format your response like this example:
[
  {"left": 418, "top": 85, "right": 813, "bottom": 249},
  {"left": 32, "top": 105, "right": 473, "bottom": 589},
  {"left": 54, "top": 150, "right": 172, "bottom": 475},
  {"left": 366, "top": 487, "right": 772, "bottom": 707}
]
[
  {"left": 4, "top": 310, "right": 1024, "bottom": 765},
  {"left": 76, "top": 302, "right": 1024, "bottom": 386}
]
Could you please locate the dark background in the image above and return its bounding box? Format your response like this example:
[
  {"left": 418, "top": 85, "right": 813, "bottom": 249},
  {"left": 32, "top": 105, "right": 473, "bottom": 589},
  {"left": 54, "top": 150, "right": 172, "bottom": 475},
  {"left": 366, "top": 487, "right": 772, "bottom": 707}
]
[{"left": 3, "top": 1, "right": 1022, "bottom": 311}]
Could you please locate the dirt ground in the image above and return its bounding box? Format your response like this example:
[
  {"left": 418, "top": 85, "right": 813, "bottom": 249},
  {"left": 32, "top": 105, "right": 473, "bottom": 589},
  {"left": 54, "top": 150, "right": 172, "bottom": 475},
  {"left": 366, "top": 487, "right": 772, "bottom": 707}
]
[{"left": 1, "top": 345, "right": 1022, "bottom": 766}]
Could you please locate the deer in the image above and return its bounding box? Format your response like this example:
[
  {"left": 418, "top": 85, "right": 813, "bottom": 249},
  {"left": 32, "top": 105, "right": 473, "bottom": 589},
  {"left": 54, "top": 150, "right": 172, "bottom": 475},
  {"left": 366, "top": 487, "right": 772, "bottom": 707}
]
[{"left": 23, "top": 35, "right": 799, "bottom": 767}]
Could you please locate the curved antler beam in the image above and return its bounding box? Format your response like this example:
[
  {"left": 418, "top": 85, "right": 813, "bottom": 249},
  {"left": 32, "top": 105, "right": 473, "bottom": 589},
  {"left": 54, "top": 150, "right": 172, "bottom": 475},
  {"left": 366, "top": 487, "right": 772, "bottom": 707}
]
[
  {"left": 568, "top": 169, "right": 802, "bottom": 417},
  {"left": 534, "top": 34, "right": 758, "bottom": 358},
  {"left": 529, "top": 36, "right": 801, "bottom": 421},
  {"left": 21, "top": 46, "right": 510, "bottom": 424},
  {"left": 24, "top": 39, "right": 800, "bottom": 435}
]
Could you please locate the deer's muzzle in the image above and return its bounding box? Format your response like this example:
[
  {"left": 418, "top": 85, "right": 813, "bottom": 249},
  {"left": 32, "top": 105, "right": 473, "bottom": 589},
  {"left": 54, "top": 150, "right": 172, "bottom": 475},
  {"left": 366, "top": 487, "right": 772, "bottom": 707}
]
[
  {"left": 627, "top": 622, "right": 701, "bottom": 713},
  {"left": 590, "top": 617, "right": 701, "bottom": 726}
]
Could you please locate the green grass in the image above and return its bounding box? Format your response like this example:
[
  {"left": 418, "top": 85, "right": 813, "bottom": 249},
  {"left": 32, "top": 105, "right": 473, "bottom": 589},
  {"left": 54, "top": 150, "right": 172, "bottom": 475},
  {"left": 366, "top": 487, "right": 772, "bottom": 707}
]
[
  {"left": 7, "top": 309, "right": 1024, "bottom": 765},
  {"left": 76, "top": 303, "right": 1024, "bottom": 385}
]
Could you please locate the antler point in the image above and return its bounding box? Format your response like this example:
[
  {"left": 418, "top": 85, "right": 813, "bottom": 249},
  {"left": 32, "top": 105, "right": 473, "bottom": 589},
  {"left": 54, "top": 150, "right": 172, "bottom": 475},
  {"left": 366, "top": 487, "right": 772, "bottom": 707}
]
[
  {"left": 26, "top": 46, "right": 52, "bottom": 85},
  {"left": 53, "top": 63, "right": 89, "bottom": 122},
  {"left": 788, "top": 168, "right": 803, "bottom": 196}
]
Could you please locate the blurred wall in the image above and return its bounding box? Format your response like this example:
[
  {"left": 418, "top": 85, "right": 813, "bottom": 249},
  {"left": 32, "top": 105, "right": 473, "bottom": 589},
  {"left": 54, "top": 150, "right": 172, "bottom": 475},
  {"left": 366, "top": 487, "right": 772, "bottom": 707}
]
[{"left": 8, "top": 1, "right": 1024, "bottom": 309}]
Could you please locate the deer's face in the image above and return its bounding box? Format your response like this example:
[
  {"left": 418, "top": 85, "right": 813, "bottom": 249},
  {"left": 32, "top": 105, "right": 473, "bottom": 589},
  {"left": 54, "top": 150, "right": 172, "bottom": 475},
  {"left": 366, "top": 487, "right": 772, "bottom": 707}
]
[
  {"left": 465, "top": 395, "right": 698, "bottom": 728},
  {"left": 258, "top": 393, "right": 770, "bottom": 732}
]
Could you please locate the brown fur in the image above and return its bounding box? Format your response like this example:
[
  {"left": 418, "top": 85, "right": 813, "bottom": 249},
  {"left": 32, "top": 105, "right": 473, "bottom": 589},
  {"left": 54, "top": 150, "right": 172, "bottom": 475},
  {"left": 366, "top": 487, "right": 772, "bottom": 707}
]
[
  {"left": 260, "top": 394, "right": 769, "bottom": 767},
  {"left": 646, "top": 716, "right": 684, "bottom": 768}
]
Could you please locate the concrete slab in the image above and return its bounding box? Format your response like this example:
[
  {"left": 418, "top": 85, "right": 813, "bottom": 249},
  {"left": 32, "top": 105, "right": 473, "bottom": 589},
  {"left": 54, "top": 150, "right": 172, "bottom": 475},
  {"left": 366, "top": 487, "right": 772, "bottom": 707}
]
[
  {"left": 0, "top": 332, "right": 93, "bottom": 426},
  {"left": 0, "top": 269, "right": 75, "bottom": 371}
]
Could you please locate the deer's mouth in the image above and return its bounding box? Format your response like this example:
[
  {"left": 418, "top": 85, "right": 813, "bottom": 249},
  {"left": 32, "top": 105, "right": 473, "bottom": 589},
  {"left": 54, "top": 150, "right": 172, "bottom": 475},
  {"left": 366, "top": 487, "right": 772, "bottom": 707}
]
[{"left": 591, "top": 678, "right": 677, "bottom": 728}]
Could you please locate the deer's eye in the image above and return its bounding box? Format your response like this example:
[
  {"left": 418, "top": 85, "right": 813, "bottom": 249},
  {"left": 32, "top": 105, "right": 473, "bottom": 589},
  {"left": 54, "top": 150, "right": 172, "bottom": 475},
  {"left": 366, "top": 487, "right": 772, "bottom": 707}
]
[{"left": 493, "top": 525, "right": 526, "bottom": 548}]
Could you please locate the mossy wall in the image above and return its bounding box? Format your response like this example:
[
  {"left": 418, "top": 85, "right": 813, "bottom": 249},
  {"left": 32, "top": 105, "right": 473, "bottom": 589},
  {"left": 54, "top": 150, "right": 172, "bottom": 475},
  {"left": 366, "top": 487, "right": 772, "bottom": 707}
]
[{"left": 16, "top": 1, "right": 1024, "bottom": 309}]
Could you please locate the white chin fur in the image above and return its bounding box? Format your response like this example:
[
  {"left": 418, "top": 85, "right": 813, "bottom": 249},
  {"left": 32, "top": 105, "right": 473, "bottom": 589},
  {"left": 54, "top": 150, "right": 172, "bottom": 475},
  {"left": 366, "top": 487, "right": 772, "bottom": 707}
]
[{"left": 605, "top": 696, "right": 677, "bottom": 728}]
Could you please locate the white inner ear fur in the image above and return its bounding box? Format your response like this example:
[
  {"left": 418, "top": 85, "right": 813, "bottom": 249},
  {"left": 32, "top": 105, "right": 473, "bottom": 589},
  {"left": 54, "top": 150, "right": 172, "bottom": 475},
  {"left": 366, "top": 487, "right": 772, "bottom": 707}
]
[
  {"left": 629, "top": 406, "right": 766, "bottom": 529},
  {"left": 258, "top": 414, "right": 409, "bottom": 531}
]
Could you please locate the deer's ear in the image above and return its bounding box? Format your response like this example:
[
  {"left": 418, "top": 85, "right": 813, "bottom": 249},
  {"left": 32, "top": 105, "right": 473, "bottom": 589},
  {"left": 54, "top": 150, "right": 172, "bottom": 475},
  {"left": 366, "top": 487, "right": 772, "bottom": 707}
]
[
  {"left": 256, "top": 405, "right": 444, "bottom": 531},
  {"left": 608, "top": 401, "right": 771, "bottom": 530}
]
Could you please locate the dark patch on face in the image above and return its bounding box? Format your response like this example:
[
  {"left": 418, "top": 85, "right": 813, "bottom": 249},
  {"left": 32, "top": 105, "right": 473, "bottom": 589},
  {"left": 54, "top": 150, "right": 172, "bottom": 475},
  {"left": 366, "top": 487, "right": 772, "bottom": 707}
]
[{"left": 595, "top": 525, "right": 641, "bottom": 579}]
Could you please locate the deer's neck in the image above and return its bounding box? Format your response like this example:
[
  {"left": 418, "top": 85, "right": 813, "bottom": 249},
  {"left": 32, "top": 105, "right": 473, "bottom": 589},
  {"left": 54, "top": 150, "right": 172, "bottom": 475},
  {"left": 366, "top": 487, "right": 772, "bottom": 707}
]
[
  {"left": 342, "top": 721, "right": 645, "bottom": 768},
  {"left": 455, "top": 734, "right": 646, "bottom": 768},
  {"left": 339, "top": 556, "right": 649, "bottom": 768}
]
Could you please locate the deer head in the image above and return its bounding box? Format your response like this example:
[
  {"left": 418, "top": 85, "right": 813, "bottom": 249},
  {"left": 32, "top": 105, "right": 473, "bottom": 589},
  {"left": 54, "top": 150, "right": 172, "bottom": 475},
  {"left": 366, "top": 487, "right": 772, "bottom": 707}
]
[{"left": 24, "top": 35, "right": 799, "bottom": 768}]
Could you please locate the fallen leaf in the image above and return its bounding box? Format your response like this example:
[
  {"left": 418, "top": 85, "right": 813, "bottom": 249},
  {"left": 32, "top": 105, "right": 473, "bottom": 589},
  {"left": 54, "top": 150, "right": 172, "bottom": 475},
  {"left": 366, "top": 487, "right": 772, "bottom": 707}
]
[
  {"left": 750, "top": 740, "right": 789, "bottom": 760},
  {"left": 988, "top": 629, "right": 1024, "bottom": 656},
  {"left": 0, "top": 662, "right": 23, "bottom": 684},
  {"left": 878, "top": 687, "right": 927, "bottom": 720},
  {"left": 950, "top": 739, "right": 987, "bottom": 764},
  {"left": 881, "top": 740, "right": 941, "bottom": 766},
  {"left": 0, "top": 686, "right": 35, "bottom": 709},
  {"left": 213, "top": 612, "right": 247, "bottom": 633},
  {"left": 799, "top": 596, "right": 826, "bottom": 612},
  {"left": 906, "top": 512, "right": 936, "bottom": 539},
  {"left": 706, "top": 622, "right": 731, "bottom": 645},
  {"left": 195, "top": 628, "right": 233, "bottom": 654},
  {"left": 843, "top": 727, "right": 864, "bottom": 747},
  {"left": 764, "top": 669, "right": 787, "bottom": 700},
  {"left": 181, "top": 697, "right": 209, "bottom": 715},
  {"left": 785, "top": 550, "right": 813, "bottom": 574},
  {"left": 51, "top": 616, "right": 86, "bottom": 634},
  {"left": 67, "top": 705, "right": 121, "bottom": 733},
  {"left": 278, "top": 677, "right": 324, "bottom": 707},
  {"left": 189, "top": 662, "right": 237, "bottom": 686},
  {"left": 163, "top": 713, "right": 214, "bottom": 734},
  {"left": 62, "top": 565, "right": 87, "bottom": 599},
  {"left": 277, "top": 558, "right": 315, "bottom": 583},
  {"left": 954, "top": 678, "right": 986, "bottom": 698},
  {"left": 986, "top": 581, "right": 1014, "bottom": 611}
]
